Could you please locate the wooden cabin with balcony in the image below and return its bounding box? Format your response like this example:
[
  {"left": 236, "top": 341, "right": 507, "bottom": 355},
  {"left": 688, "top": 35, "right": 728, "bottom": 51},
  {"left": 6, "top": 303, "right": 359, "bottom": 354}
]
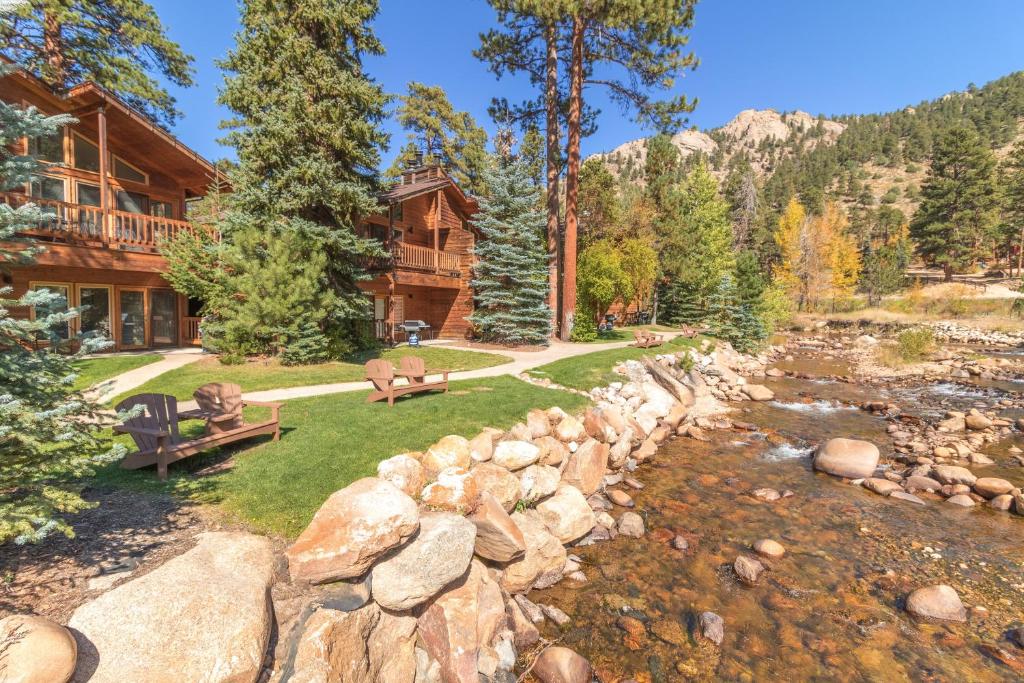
[
  {"left": 1, "top": 66, "right": 220, "bottom": 350},
  {"left": 359, "top": 165, "right": 479, "bottom": 343}
]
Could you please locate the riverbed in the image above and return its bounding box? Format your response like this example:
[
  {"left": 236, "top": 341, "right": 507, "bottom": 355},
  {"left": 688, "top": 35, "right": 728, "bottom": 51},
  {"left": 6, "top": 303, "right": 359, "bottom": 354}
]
[{"left": 537, "top": 348, "right": 1024, "bottom": 682}]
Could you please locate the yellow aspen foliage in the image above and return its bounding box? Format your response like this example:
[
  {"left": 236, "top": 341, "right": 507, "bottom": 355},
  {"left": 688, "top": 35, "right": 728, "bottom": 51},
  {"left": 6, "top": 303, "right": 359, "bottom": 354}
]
[
  {"left": 773, "top": 197, "right": 805, "bottom": 299},
  {"left": 827, "top": 212, "right": 862, "bottom": 307}
]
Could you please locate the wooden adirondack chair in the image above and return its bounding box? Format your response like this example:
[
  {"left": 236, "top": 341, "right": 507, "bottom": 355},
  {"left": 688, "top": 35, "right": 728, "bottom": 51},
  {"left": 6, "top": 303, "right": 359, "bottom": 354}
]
[
  {"left": 114, "top": 392, "right": 282, "bottom": 480},
  {"left": 365, "top": 358, "right": 449, "bottom": 406},
  {"left": 632, "top": 330, "right": 665, "bottom": 348},
  {"left": 190, "top": 382, "right": 245, "bottom": 433}
]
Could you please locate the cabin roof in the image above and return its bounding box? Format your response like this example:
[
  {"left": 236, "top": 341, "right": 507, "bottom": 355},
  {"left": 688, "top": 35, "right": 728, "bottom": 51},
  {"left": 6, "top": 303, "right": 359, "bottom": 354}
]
[
  {"left": 1, "top": 63, "right": 221, "bottom": 197},
  {"left": 380, "top": 165, "right": 479, "bottom": 216}
]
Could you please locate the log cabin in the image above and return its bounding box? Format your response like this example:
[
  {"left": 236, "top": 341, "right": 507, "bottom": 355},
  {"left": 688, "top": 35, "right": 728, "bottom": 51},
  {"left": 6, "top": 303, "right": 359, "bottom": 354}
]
[
  {"left": 1, "top": 65, "right": 222, "bottom": 350},
  {"left": 2, "top": 66, "right": 481, "bottom": 351}
]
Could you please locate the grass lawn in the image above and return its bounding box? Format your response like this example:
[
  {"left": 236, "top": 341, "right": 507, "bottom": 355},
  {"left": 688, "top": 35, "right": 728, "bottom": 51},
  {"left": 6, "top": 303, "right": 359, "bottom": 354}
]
[
  {"left": 94, "top": 375, "right": 589, "bottom": 537},
  {"left": 109, "top": 346, "right": 512, "bottom": 405},
  {"left": 72, "top": 354, "right": 161, "bottom": 392},
  {"left": 577, "top": 324, "right": 679, "bottom": 344},
  {"left": 527, "top": 334, "right": 701, "bottom": 391}
]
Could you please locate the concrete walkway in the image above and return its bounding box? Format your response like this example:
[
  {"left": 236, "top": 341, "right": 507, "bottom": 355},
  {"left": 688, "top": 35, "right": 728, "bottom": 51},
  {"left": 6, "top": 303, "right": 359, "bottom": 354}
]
[{"left": 85, "top": 348, "right": 205, "bottom": 403}]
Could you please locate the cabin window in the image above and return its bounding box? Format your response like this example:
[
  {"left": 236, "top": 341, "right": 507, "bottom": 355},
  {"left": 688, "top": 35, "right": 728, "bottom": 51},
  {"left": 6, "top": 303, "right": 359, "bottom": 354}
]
[
  {"left": 113, "top": 156, "right": 148, "bottom": 184},
  {"left": 77, "top": 182, "right": 101, "bottom": 207},
  {"left": 28, "top": 130, "right": 64, "bottom": 163},
  {"left": 30, "top": 176, "right": 65, "bottom": 202},
  {"left": 151, "top": 201, "right": 173, "bottom": 218},
  {"left": 392, "top": 228, "right": 404, "bottom": 242},
  {"left": 368, "top": 224, "right": 387, "bottom": 242},
  {"left": 116, "top": 190, "right": 149, "bottom": 215},
  {"left": 391, "top": 202, "right": 403, "bottom": 222},
  {"left": 73, "top": 134, "right": 101, "bottom": 172},
  {"left": 78, "top": 286, "right": 112, "bottom": 340},
  {"left": 30, "top": 283, "right": 71, "bottom": 340}
]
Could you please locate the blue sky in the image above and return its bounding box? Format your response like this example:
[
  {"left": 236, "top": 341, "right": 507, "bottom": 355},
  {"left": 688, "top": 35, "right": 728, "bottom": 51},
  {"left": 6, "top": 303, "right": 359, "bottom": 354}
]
[{"left": 151, "top": 0, "right": 1024, "bottom": 166}]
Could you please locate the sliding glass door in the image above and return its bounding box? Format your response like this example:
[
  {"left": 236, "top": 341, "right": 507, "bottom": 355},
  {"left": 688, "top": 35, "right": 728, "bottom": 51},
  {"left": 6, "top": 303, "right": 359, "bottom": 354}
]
[
  {"left": 150, "top": 289, "right": 177, "bottom": 346},
  {"left": 78, "top": 285, "right": 112, "bottom": 341},
  {"left": 118, "top": 289, "right": 147, "bottom": 349}
]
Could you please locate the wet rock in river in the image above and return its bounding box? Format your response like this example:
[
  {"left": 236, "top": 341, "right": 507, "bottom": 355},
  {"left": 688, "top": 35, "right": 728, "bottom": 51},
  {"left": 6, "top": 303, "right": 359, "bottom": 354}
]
[
  {"left": 751, "top": 487, "right": 781, "bottom": 502},
  {"left": 904, "top": 475, "right": 941, "bottom": 492},
  {"left": 862, "top": 478, "right": 903, "bottom": 496},
  {"left": 671, "top": 535, "right": 690, "bottom": 551},
  {"left": 651, "top": 619, "right": 687, "bottom": 647},
  {"left": 933, "top": 465, "right": 977, "bottom": 486},
  {"left": 618, "top": 512, "right": 645, "bottom": 538},
  {"left": 989, "top": 494, "right": 1014, "bottom": 511},
  {"left": 540, "top": 603, "right": 571, "bottom": 627},
  {"left": 699, "top": 611, "right": 725, "bottom": 646},
  {"left": 607, "top": 489, "right": 635, "bottom": 507},
  {"left": 973, "top": 477, "right": 1014, "bottom": 499},
  {"left": 965, "top": 412, "right": 993, "bottom": 431},
  {"left": 945, "top": 494, "right": 976, "bottom": 507},
  {"left": 734, "top": 555, "right": 765, "bottom": 585},
  {"left": 531, "top": 646, "right": 592, "bottom": 683},
  {"left": 753, "top": 538, "right": 786, "bottom": 558},
  {"left": 813, "top": 438, "right": 880, "bottom": 479},
  {"left": 890, "top": 491, "right": 926, "bottom": 505},
  {"left": 905, "top": 584, "right": 967, "bottom": 622}
]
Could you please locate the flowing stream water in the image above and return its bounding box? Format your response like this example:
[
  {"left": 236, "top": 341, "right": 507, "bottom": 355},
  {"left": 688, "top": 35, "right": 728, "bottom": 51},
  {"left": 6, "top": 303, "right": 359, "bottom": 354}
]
[{"left": 536, "top": 350, "right": 1024, "bottom": 682}]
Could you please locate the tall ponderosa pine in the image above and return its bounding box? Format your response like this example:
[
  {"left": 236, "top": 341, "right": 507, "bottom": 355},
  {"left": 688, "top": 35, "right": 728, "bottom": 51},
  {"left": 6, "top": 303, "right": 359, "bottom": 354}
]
[
  {"left": 0, "top": 89, "right": 127, "bottom": 544},
  {"left": 1000, "top": 140, "right": 1024, "bottom": 275},
  {"left": 910, "top": 126, "right": 1000, "bottom": 281},
  {"left": 387, "top": 83, "right": 490, "bottom": 196},
  {"left": 215, "top": 0, "right": 389, "bottom": 357},
  {"left": 469, "top": 159, "right": 552, "bottom": 345},
  {"left": 0, "top": 0, "right": 194, "bottom": 126}
]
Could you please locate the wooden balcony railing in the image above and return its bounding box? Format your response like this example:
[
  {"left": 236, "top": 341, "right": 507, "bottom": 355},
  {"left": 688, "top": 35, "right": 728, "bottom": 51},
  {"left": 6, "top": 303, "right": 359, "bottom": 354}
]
[
  {"left": 1, "top": 192, "right": 214, "bottom": 253},
  {"left": 393, "top": 242, "right": 461, "bottom": 275},
  {"left": 183, "top": 317, "right": 202, "bottom": 346}
]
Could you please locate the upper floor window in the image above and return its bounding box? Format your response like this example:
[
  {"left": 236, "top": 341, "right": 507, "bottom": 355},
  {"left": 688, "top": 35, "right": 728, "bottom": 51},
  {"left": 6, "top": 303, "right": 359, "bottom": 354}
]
[
  {"left": 113, "top": 156, "right": 147, "bottom": 184},
  {"left": 151, "top": 201, "right": 172, "bottom": 218},
  {"left": 73, "top": 134, "right": 100, "bottom": 172},
  {"left": 28, "top": 130, "right": 64, "bottom": 163},
  {"left": 391, "top": 202, "right": 403, "bottom": 222},
  {"left": 30, "top": 176, "right": 65, "bottom": 202},
  {"left": 116, "top": 189, "right": 149, "bottom": 214}
]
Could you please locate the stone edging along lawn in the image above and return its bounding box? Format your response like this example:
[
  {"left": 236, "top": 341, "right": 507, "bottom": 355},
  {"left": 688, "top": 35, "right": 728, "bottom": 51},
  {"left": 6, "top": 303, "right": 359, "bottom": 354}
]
[{"left": 6, "top": 339, "right": 779, "bottom": 682}]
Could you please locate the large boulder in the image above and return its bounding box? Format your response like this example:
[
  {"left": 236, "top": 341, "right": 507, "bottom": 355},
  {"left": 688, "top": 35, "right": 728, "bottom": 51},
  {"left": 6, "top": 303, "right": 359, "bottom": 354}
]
[
  {"left": 974, "top": 477, "right": 1014, "bottom": 499},
  {"left": 286, "top": 602, "right": 417, "bottom": 683},
  {"left": 471, "top": 462, "right": 522, "bottom": 512},
  {"left": 554, "top": 415, "right": 586, "bottom": 443},
  {"left": 469, "top": 493, "right": 527, "bottom": 562},
  {"left": 0, "top": 614, "right": 76, "bottom": 683},
  {"left": 583, "top": 408, "right": 616, "bottom": 443},
  {"left": 492, "top": 440, "right": 541, "bottom": 471},
  {"left": 535, "top": 435, "right": 570, "bottom": 466},
  {"left": 518, "top": 464, "right": 560, "bottom": 504},
  {"left": 371, "top": 512, "right": 476, "bottom": 610},
  {"left": 288, "top": 477, "right": 419, "bottom": 583},
  {"left": 422, "top": 435, "right": 472, "bottom": 474},
  {"left": 813, "top": 438, "right": 880, "bottom": 479},
  {"left": 534, "top": 484, "right": 596, "bottom": 544},
  {"left": 526, "top": 409, "right": 552, "bottom": 438},
  {"left": 965, "top": 412, "right": 993, "bottom": 430},
  {"left": 468, "top": 431, "right": 495, "bottom": 463},
  {"left": 501, "top": 512, "right": 567, "bottom": 593},
  {"left": 417, "top": 560, "right": 505, "bottom": 683},
  {"left": 905, "top": 584, "right": 967, "bottom": 622},
  {"left": 421, "top": 467, "right": 479, "bottom": 512},
  {"left": 560, "top": 439, "right": 609, "bottom": 496},
  {"left": 69, "top": 532, "right": 275, "bottom": 683},
  {"left": 531, "top": 646, "right": 592, "bottom": 683},
  {"left": 376, "top": 454, "right": 425, "bottom": 497},
  {"left": 640, "top": 382, "right": 676, "bottom": 417},
  {"left": 932, "top": 464, "right": 977, "bottom": 486},
  {"left": 741, "top": 384, "right": 775, "bottom": 401},
  {"left": 598, "top": 404, "right": 627, "bottom": 435}
]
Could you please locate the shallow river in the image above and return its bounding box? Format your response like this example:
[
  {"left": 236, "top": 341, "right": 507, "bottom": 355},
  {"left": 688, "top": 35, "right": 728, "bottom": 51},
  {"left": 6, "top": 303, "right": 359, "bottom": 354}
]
[{"left": 538, "top": 352, "right": 1024, "bottom": 682}]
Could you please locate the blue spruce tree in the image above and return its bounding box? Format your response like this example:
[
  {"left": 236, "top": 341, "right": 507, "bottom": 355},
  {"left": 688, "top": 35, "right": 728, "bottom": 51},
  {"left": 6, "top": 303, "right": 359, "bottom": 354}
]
[{"left": 469, "top": 158, "right": 551, "bottom": 345}]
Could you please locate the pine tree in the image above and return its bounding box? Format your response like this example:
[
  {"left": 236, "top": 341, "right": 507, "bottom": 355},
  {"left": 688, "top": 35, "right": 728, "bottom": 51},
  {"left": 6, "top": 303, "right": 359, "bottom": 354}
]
[
  {"left": 0, "top": 83, "right": 126, "bottom": 544},
  {"left": 910, "top": 126, "right": 1000, "bottom": 280},
  {"left": 0, "top": 1, "right": 194, "bottom": 126},
  {"left": 216, "top": 0, "right": 389, "bottom": 357},
  {"left": 578, "top": 157, "right": 621, "bottom": 247},
  {"left": 1000, "top": 140, "right": 1024, "bottom": 275},
  {"left": 387, "top": 82, "right": 490, "bottom": 196},
  {"left": 469, "top": 158, "right": 552, "bottom": 345}
]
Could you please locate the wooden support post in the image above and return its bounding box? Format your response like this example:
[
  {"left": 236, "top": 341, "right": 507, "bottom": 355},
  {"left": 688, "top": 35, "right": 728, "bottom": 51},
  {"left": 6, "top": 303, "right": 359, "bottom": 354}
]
[
  {"left": 434, "top": 190, "right": 441, "bottom": 273},
  {"left": 97, "top": 104, "right": 110, "bottom": 242}
]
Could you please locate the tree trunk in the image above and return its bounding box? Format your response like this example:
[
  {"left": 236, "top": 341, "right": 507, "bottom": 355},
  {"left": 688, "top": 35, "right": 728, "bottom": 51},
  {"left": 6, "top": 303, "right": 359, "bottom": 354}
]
[
  {"left": 560, "top": 15, "right": 584, "bottom": 341},
  {"left": 42, "top": 11, "right": 67, "bottom": 88},
  {"left": 544, "top": 23, "right": 561, "bottom": 337},
  {"left": 1017, "top": 225, "right": 1024, "bottom": 278},
  {"left": 943, "top": 263, "right": 953, "bottom": 282}
]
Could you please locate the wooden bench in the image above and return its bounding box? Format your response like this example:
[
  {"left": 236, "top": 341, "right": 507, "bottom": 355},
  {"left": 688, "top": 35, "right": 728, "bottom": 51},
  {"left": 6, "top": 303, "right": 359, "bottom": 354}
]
[
  {"left": 633, "top": 329, "right": 665, "bottom": 348},
  {"left": 365, "top": 357, "right": 449, "bottom": 406},
  {"left": 115, "top": 392, "right": 282, "bottom": 480}
]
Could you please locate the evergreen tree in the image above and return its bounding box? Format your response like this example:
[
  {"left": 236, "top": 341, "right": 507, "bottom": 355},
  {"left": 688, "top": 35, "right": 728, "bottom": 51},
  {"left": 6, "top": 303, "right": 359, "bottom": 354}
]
[
  {"left": 469, "top": 158, "right": 552, "bottom": 345},
  {"left": 578, "top": 157, "right": 621, "bottom": 247},
  {"left": 215, "top": 0, "right": 389, "bottom": 357},
  {"left": 0, "top": 84, "right": 126, "bottom": 544},
  {"left": 911, "top": 127, "right": 1000, "bottom": 280},
  {"left": 0, "top": 0, "right": 194, "bottom": 126},
  {"left": 387, "top": 82, "right": 490, "bottom": 196},
  {"left": 1000, "top": 140, "right": 1024, "bottom": 275},
  {"left": 644, "top": 133, "right": 681, "bottom": 214}
]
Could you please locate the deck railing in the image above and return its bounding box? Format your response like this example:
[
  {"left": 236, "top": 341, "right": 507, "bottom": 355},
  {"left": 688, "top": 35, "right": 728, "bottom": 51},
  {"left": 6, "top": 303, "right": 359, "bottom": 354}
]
[
  {"left": 393, "top": 242, "right": 461, "bottom": 275},
  {"left": 1, "top": 192, "right": 214, "bottom": 253},
  {"left": 183, "top": 317, "right": 202, "bottom": 346}
]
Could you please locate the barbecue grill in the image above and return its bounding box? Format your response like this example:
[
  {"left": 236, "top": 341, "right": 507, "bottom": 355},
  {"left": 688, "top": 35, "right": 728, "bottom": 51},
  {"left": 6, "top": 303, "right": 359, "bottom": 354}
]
[{"left": 397, "top": 320, "right": 432, "bottom": 343}]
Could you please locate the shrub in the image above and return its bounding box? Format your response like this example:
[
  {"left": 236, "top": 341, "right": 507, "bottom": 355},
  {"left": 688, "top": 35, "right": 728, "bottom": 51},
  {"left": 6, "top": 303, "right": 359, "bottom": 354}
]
[
  {"left": 570, "top": 303, "right": 598, "bottom": 342},
  {"left": 896, "top": 328, "right": 935, "bottom": 361}
]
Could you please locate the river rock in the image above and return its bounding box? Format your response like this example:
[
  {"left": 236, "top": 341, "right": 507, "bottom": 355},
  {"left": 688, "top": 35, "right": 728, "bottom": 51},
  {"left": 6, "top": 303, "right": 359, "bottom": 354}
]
[
  {"left": 69, "top": 532, "right": 275, "bottom": 683},
  {"left": 531, "top": 646, "right": 592, "bottom": 683},
  {"left": 422, "top": 466, "right": 479, "bottom": 512},
  {"left": 813, "top": 438, "right": 880, "bottom": 479},
  {"left": 741, "top": 384, "right": 775, "bottom": 401},
  {"left": 501, "top": 512, "right": 567, "bottom": 593},
  {"left": 933, "top": 465, "right": 977, "bottom": 486},
  {"left": 699, "top": 611, "right": 725, "bottom": 646},
  {"left": 471, "top": 462, "right": 523, "bottom": 511},
  {"left": 906, "top": 584, "right": 967, "bottom": 622},
  {"left": 904, "top": 475, "right": 942, "bottom": 492},
  {"left": 555, "top": 415, "right": 586, "bottom": 443},
  {"left": 468, "top": 431, "right": 495, "bottom": 463},
  {"left": 493, "top": 440, "right": 541, "bottom": 470},
  {"left": 583, "top": 408, "right": 616, "bottom": 443},
  {"left": 641, "top": 381, "right": 677, "bottom": 417},
  {"left": 507, "top": 598, "right": 540, "bottom": 649},
  {"left": 417, "top": 560, "right": 505, "bottom": 683},
  {"left": 863, "top": 478, "right": 903, "bottom": 496},
  {"left": 734, "top": 555, "right": 765, "bottom": 585},
  {"left": 891, "top": 491, "right": 926, "bottom": 505},
  {"left": 376, "top": 454, "right": 425, "bottom": 497},
  {"left": 423, "top": 435, "right": 472, "bottom": 474},
  {"left": 0, "top": 614, "right": 76, "bottom": 683},
  {"left": 519, "top": 464, "right": 560, "bottom": 504},
  {"left": 287, "top": 602, "right": 417, "bottom": 683},
  {"left": 989, "top": 494, "right": 1014, "bottom": 511},
  {"left": 527, "top": 409, "right": 552, "bottom": 438},
  {"left": 560, "top": 439, "right": 609, "bottom": 496},
  {"left": 288, "top": 478, "right": 419, "bottom": 583},
  {"left": 469, "top": 493, "right": 526, "bottom": 562},
  {"left": 751, "top": 487, "right": 781, "bottom": 502},
  {"left": 752, "top": 539, "right": 785, "bottom": 558},
  {"left": 536, "top": 435, "right": 569, "bottom": 466},
  {"left": 608, "top": 431, "right": 633, "bottom": 469},
  {"left": 938, "top": 415, "right": 966, "bottom": 431},
  {"left": 371, "top": 512, "right": 476, "bottom": 610},
  {"left": 617, "top": 512, "right": 645, "bottom": 538},
  {"left": 607, "top": 489, "right": 634, "bottom": 507},
  {"left": 974, "top": 477, "right": 1014, "bottom": 499},
  {"left": 945, "top": 494, "right": 975, "bottom": 507},
  {"left": 534, "top": 484, "right": 596, "bottom": 543},
  {"left": 965, "top": 412, "right": 993, "bottom": 430}
]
